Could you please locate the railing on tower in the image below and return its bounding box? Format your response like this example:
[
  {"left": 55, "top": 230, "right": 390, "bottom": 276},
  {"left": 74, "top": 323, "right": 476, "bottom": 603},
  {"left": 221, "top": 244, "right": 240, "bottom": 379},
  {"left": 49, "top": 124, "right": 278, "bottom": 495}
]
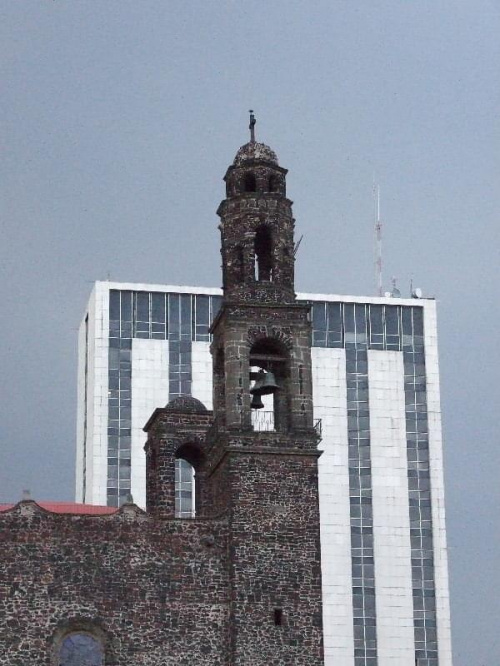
[
  {"left": 250, "top": 410, "right": 323, "bottom": 438},
  {"left": 251, "top": 410, "right": 275, "bottom": 432}
]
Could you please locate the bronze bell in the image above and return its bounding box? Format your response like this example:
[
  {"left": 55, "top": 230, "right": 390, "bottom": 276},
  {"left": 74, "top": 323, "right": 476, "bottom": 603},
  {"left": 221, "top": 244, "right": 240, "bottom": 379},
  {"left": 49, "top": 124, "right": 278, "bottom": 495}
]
[
  {"left": 250, "top": 393, "right": 265, "bottom": 409},
  {"left": 250, "top": 370, "right": 280, "bottom": 397}
]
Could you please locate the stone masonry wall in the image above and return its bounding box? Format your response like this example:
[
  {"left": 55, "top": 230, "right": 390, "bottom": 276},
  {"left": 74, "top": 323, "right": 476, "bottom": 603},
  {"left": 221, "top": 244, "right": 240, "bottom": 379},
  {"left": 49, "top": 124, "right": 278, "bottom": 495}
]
[
  {"left": 227, "top": 447, "right": 324, "bottom": 665},
  {"left": 0, "top": 501, "right": 229, "bottom": 666}
]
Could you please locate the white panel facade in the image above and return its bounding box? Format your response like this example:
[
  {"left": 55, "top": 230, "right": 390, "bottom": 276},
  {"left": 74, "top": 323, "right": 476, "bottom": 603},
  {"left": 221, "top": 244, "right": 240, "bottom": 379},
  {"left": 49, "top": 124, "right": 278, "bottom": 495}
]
[
  {"left": 76, "top": 283, "right": 110, "bottom": 506},
  {"left": 90, "top": 283, "right": 111, "bottom": 506},
  {"left": 191, "top": 341, "right": 213, "bottom": 409},
  {"left": 313, "top": 347, "right": 354, "bottom": 666},
  {"left": 131, "top": 338, "right": 170, "bottom": 508},
  {"left": 368, "top": 350, "right": 415, "bottom": 664},
  {"left": 424, "top": 302, "right": 453, "bottom": 666},
  {"left": 75, "top": 310, "right": 88, "bottom": 502}
]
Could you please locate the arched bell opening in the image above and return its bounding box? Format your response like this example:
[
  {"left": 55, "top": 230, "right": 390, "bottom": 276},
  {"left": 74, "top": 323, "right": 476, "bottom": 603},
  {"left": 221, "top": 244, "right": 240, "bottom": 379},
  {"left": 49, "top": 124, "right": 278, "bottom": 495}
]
[
  {"left": 254, "top": 224, "right": 273, "bottom": 282},
  {"left": 249, "top": 338, "right": 290, "bottom": 432}
]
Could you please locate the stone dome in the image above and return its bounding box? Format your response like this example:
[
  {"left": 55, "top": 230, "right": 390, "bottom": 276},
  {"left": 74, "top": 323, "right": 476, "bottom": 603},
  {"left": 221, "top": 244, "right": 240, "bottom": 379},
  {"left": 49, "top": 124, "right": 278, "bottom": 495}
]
[
  {"left": 165, "top": 396, "right": 208, "bottom": 413},
  {"left": 233, "top": 142, "right": 278, "bottom": 166}
]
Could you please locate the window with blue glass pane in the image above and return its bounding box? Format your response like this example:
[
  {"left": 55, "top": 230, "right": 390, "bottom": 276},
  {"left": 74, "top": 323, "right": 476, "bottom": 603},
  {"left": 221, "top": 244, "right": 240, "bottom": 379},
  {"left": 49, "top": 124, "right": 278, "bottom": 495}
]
[{"left": 59, "top": 633, "right": 103, "bottom": 666}]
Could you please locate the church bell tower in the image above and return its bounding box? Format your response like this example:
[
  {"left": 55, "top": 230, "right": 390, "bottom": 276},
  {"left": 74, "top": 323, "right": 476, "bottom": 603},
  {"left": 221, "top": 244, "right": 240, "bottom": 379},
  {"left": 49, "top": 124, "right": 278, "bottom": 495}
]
[{"left": 209, "top": 113, "right": 325, "bottom": 664}]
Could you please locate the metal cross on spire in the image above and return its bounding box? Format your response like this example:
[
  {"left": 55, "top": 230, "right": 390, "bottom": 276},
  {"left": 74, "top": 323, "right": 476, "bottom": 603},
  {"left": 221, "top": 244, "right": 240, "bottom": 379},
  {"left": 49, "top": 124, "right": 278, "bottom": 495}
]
[{"left": 249, "top": 110, "right": 256, "bottom": 142}]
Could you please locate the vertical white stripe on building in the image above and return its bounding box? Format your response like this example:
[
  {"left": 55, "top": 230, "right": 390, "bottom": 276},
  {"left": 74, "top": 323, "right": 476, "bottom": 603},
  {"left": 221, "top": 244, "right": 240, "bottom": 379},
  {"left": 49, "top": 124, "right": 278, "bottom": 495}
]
[
  {"left": 75, "top": 312, "right": 88, "bottom": 502},
  {"left": 91, "top": 283, "right": 110, "bottom": 506},
  {"left": 368, "top": 350, "right": 415, "bottom": 664},
  {"left": 312, "top": 347, "right": 354, "bottom": 666},
  {"left": 191, "top": 341, "right": 213, "bottom": 409},
  {"left": 424, "top": 302, "right": 453, "bottom": 666},
  {"left": 131, "top": 338, "right": 170, "bottom": 508}
]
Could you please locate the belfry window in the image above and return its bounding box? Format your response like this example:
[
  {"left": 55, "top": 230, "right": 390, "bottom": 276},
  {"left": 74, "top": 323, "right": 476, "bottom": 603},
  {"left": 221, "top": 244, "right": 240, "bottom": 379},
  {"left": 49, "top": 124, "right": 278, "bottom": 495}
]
[
  {"left": 249, "top": 338, "right": 289, "bottom": 432},
  {"left": 254, "top": 225, "right": 273, "bottom": 281},
  {"left": 59, "top": 632, "right": 103, "bottom": 666},
  {"left": 243, "top": 172, "right": 257, "bottom": 192}
]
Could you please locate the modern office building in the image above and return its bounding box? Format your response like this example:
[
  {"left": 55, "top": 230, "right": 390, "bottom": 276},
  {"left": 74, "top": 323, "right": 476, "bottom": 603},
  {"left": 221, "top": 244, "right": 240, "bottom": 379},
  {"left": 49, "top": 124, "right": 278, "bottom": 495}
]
[{"left": 77, "top": 279, "right": 452, "bottom": 665}]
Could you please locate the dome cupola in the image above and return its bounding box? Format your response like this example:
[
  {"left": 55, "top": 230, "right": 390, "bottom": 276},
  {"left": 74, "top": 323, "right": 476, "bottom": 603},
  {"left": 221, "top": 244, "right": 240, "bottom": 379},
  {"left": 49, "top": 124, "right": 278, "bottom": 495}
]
[{"left": 217, "top": 111, "right": 296, "bottom": 306}]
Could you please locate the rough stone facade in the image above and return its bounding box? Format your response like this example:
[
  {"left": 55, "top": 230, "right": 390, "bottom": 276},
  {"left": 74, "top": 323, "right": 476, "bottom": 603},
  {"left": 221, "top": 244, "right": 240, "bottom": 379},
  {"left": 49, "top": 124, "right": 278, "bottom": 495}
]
[
  {"left": 0, "top": 502, "right": 229, "bottom": 665},
  {"left": 0, "top": 132, "right": 324, "bottom": 665}
]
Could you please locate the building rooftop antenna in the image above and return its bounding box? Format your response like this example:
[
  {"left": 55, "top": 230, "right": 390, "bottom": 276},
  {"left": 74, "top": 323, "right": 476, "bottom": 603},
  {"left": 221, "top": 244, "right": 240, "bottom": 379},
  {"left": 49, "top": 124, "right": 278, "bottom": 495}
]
[
  {"left": 293, "top": 234, "right": 304, "bottom": 257},
  {"left": 373, "top": 183, "right": 383, "bottom": 297}
]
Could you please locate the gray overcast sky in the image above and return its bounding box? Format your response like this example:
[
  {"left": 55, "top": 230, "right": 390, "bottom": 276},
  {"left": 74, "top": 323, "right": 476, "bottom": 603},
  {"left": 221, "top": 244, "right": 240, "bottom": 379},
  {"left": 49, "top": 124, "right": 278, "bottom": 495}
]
[{"left": 1, "top": 2, "right": 498, "bottom": 663}]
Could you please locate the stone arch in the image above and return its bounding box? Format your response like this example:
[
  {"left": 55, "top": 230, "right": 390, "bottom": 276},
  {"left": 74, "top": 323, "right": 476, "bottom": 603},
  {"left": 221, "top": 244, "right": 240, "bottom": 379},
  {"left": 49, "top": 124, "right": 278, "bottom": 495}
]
[
  {"left": 175, "top": 437, "right": 205, "bottom": 470},
  {"left": 175, "top": 437, "right": 206, "bottom": 518},
  {"left": 246, "top": 326, "right": 293, "bottom": 351}
]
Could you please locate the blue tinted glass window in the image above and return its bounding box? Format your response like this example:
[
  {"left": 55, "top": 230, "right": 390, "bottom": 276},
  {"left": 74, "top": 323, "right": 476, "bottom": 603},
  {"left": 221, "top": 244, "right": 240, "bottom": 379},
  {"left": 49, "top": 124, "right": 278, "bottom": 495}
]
[
  {"left": 413, "top": 307, "right": 424, "bottom": 337},
  {"left": 327, "top": 302, "right": 343, "bottom": 346},
  {"left": 312, "top": 302, "right": 327, "bottom": 330},
  {"left": 385, "top": 305, "right": 400, "bottom": 336},
  {"left": 402, "top": 306, "right": 413, "bottom": 336},
  {"left": 109, "top": 290, "right": 120, "bottom": 320},
  {"left": 120, "top": 291, "right": 133, "bottom": 322},
  {"left": 211, "top": 295, "right": 222, "bottom": 322},
  {"left": 354, "top": 304, "right": 367, "bottom": 343},
  {"left": 136, "top": 292, "right": 149, "bottom": 322},
  {"left": 151, "top": 293, "right": 166, "bottom": 324},
  {"left": 169, "top": 294, "right": 180, "bottom": 338},
  {"left": 195, "top": 295, "right": 210, "bottom": 339},
  {"left": 180, "top": 294, "right": 191, "bottom": 340},
  {"left": 370, "top": 305, "right": 383, "bottom": 334},
  {"left": 59, "top": 633, "right": 103, "bottom": 666},
  {"left": 344, "top": 304, "right": 355, "bottom": 341}
]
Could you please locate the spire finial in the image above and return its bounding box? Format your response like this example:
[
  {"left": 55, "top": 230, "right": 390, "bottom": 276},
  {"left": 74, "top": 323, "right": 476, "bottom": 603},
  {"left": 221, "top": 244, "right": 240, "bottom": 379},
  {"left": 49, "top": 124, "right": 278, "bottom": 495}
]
[{"left": 249, "top": 110, "right": 256, "bottom": 143}]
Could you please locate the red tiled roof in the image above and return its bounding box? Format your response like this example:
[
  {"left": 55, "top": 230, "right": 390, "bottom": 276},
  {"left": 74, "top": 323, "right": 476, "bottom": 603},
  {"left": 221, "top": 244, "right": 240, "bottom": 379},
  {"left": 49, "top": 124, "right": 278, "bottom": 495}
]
[{"left": 0, "top": 502, "right": 118, "bottom": 515}]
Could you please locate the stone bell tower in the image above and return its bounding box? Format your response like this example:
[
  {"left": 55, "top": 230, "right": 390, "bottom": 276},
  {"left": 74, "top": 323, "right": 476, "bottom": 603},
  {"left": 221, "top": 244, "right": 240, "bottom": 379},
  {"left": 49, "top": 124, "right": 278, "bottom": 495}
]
[{"left": 208, "top": 114, "right": 325, "bottom": 664}]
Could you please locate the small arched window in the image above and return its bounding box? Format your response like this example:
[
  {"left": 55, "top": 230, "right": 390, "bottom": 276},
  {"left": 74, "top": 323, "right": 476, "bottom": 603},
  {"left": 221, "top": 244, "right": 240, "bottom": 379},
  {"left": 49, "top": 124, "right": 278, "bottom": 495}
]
[
  {"left": 175, "top": 459, "right": 195, "bottom": 518},
  {"left": 59, "top": 632, "right": 103, "bottom": 666},
  {"left": 243, "top": 172, "right": 257, "bottom": 193}
]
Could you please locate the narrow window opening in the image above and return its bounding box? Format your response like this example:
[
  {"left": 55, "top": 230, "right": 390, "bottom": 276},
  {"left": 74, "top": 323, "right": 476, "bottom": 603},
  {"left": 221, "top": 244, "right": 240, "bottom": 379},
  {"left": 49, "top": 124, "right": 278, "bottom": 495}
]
[
  {"left": 268, "top": 174, "right": 278, "bottom": 192},
  {"left": 175, "top": 459, "right": 195, "bottom": 518},
  {"left": 254, "top": 225, "right": 273, "bottom": 282},
  {"left": 243, "top": 172, "right": 256, "bottom": 192},
  {"left": 274, "top": 608, "right": 283, "bottom": 626}
]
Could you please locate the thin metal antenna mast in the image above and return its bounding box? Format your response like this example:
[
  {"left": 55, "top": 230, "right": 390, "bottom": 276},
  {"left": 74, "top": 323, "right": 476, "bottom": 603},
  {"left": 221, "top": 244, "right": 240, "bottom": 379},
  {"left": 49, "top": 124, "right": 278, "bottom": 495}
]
[
  {"left": 374, "top": 183, "right": 383, "bottom": 296},
  {"left": 293, "top": 234, "right": 304, "bottom": 257}
]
